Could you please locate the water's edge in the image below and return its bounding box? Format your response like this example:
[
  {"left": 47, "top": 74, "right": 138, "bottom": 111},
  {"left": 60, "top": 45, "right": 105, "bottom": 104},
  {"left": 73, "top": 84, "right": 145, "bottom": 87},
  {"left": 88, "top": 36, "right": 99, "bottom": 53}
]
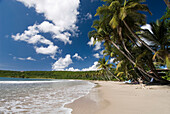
[{"left": 64, "top": 81, "right": 97, "bottom": 113}]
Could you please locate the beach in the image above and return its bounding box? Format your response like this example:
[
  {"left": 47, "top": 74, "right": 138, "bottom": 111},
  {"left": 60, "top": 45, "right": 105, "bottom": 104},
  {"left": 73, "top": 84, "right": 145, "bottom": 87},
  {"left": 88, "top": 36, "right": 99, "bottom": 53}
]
[{"left": 66, "top": 81, "right": 170, "bottom": 114}]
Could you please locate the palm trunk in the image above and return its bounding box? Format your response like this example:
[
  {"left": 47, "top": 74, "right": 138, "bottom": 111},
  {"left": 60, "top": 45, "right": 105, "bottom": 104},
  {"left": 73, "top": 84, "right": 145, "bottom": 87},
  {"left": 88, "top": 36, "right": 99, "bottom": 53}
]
[
  {"left": 106, "top": 68, "right": 120, "bottom": 81},
  {"left": 122, "top": 20, "right": 164, "bottom": 61},
  {"left": 126, "top": 34, "right": 140, "bottom": 48},
  {"left": 118, "top": 27, "right": 135, "bottom": 60},
  {"left": 104, "top": 68, "right": 111, "bottom": 81},
  {"left": 148, "top": 58, "right": 160, "bottom": 78},
  {"left": 108, "top": 38, "right": 170, "bottom": 84}
]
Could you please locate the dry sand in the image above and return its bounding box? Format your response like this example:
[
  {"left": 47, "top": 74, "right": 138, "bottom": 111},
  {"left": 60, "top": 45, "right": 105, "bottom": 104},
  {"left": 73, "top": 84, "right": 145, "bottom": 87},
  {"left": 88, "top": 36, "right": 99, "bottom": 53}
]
[{"left": 66, "top": 81, "right": 170, "bottom": 114}]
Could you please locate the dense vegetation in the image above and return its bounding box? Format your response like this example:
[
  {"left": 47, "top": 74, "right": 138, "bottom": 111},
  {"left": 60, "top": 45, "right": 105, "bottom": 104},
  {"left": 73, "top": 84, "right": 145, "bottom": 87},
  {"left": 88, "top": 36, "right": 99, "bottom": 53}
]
[
  {"left": 89, "top": 0, "right": 170, "bottom": 84},
  {"left": 0, "top": 70, "right": 117, "bottom": 81}
]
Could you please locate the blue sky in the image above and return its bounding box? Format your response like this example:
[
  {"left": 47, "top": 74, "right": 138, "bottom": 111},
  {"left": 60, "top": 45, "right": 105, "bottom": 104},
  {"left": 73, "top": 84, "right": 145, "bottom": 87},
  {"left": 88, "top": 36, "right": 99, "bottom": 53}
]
[{"left": 0, "top": 0, "right": 167, "bottom": 71}]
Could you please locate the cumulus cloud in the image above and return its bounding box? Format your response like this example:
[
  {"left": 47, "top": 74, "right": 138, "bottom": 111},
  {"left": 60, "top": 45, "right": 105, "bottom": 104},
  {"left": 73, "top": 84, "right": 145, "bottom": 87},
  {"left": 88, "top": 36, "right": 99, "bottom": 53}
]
[
  {"left": 66, "top": 61, "right": 99, "bottom": 71},
  {"left": 35, "top": 45, "right": 58, "bottom": 55},
  {"left": 52, "top": 54, "right": 73, "bottom": 71},
  {"left": 93, "top": 53, "right": 100, "bottom": 58},
  {"left": 14, "top": 57, "right": 36, "bottom": 61},
  {"left": 12, "top": 0, "right": 80, "bottom": 58},
  {"left": 53, "top": 60, "right": 99, "bottom": 71},
  {"left": 82, "top": 61, "right": 99, "bottom": 71},
  {"left": 17, "top": 0, "right": 79, "bottom": 30},
  {"left": 72, "top": 53, "right": 83, "bottom": 60},
  {"left": 65, "top": 67, "right": 80, "bottom": 71},
  {"left": 87, "top": 37, "right": 101, "bottom": 51}
]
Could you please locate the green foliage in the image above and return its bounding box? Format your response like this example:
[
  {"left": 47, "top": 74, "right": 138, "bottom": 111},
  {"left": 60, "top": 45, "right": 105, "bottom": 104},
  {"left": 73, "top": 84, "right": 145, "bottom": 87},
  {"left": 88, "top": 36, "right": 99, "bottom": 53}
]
[
  {"left": 88, "top": 0, "right": 170, "bottom": 83},
  {"left": 0, "top": 70, "right": 117, "bottom": 81}
]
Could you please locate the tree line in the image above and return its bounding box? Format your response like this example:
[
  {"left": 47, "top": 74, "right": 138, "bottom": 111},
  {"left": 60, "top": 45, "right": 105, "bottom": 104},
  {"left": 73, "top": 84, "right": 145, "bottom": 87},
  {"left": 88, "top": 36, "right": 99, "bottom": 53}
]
[{"left": 0, "top": 70, "right": 117, "bottom": 81}]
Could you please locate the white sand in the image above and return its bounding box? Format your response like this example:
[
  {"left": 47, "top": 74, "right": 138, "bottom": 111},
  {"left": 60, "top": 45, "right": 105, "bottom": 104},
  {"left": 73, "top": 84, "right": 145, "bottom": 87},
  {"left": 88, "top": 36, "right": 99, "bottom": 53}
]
[{"left": 66, "top": 81, "right": 170, "bottom": 114}]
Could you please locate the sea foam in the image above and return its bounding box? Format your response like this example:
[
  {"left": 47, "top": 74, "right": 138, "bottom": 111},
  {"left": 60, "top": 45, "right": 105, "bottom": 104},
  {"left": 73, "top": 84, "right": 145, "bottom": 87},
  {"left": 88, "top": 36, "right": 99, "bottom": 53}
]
[{"left": 0, "top": 78, "right": 95, "bottom": 114}]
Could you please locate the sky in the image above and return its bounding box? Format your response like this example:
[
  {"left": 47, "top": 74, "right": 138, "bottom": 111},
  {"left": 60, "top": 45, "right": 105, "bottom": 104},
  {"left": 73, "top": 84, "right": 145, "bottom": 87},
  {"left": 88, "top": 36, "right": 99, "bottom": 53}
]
[{"left": 0, "top": 0, "right": 167, "bottom": 71}]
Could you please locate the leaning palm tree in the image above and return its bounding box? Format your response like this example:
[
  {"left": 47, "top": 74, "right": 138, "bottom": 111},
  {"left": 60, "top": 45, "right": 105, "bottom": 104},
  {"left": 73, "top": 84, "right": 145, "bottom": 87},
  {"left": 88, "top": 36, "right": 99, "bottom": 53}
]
[
  {"left": 96, "top": 0, "right": 165, "bottom": 60},
  {"left": 97, "top": 57, "right": 120, "bottom": 81},
  {"left": 89, "top": 0, "right": 170, "bottom": 84},
  {"left": 140, "top": 19, "right": 170, "bottom": 69}
]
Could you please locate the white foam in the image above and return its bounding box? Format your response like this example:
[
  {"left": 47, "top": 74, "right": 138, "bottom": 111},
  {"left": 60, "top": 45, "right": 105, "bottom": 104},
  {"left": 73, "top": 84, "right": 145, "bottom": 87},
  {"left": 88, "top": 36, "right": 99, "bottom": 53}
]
[
  {"left": 0, "top": 80, "right": 95, "bottom": 114},
  {"left": 0, "top": 80, "right": 77, "bottom": 84},
  {"left": 0, "top": 81, "right": 60, "bottom": 84}
]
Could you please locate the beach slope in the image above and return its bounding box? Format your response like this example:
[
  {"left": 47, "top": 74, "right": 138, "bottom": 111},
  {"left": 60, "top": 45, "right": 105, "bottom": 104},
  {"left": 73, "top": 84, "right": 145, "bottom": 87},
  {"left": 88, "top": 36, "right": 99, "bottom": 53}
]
[{"left": 66, "top": 81, "right": 170, "bottom": 114}]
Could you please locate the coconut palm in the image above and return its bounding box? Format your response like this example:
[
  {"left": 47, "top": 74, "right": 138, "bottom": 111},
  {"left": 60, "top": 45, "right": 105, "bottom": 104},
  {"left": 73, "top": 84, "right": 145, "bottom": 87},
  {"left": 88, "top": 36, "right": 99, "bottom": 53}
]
[
  {"left": 97, "top": 57, "right": 120, "bottom": 81},
  {"left": 140, "top": 19, "right": 170, "bottom": 69},
  {"left": 96, "top": 0, "right": 166, "bottom": 61},
  {"left": 89, "top": 0, "right": 170, "bottom": 84}
]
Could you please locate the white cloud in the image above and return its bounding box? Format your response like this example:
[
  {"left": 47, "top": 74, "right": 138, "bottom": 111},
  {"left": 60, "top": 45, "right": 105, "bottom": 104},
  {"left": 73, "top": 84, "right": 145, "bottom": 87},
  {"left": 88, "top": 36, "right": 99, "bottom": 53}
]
[
  {"left": 85, "top": 13, "right": 92, "bottom": 19},
  {"left": 93, "top": 53, "right": 100, "bottom": 58},
  {"left": 109, "top": 58, "right": 115, "bottom": 63},
  {"left": 83, "top": 13, "right": 92, "bottom": 20},
  {"left": 87, "top": 37, "right": 94, "bottom": 46},
  {"left": 66, "top": 67, "right": 80, "bottom": 71},
  {"left": 13, "top": 0, "right": 80, "bottom": 58},
  {"left": 87, "top": 37, "right": 101, "bottom": 51},
  {"left": 141, "top": 24, "right": 153, "bottom": 34},
  {"left": 80, "top": 13, "right": 92, "bottom": 22},
  {"left": 72, "top": 53, "right": 83, "bottom": 60},
  {"left": 35, "top": 45, "right": 58, "bottom": 55},
  {"left": 52, "top": 54, "right": 73, "bottom": 71},
  {"left": 94, "top": 42, "right": 101, "bottom": 51},
  {"left": 11, "top": 23, "right": 58, "bottom": 57},
  {"left": 53, "top": 60, "right": 99, "bottom": 71},
  {"left": 140, "top": 24, "right": 155, "bottom": 46},
  {"left": 82, "top": 61, "right": 99, "bottom": 71},
  {"left": 100, "top": 50, "right": 104, "bottom": 55},
  {"left": 26, "top": 57, "right": 36, "bottom": 61},
  {"left": 17, "top": 0, "right": 79, "bottom": 30},
  {"left": 15, "top": 57, "right": 36, "bottom": 61}
]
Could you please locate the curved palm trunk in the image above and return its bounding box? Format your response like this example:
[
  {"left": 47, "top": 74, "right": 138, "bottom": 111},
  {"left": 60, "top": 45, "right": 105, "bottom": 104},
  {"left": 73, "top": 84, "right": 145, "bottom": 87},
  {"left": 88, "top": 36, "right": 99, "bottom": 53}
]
[
  {"left": 122, "top": 20, "right": 164, "bottom": 61},
  {"left": 148, "top": 58, "right": 160, "bottom": 78},
  {"left": 105, "top": 69, "right": 112, "bottom": 81},
  {"left": 126, "top": 34, "right": 140, "bottom": 48},
  {"left": 106, "top": 68, "right": 120, "bottom": 81},
  {"left": 118, "top": 27, "right": 135, "bottom": 60},
  {"left": 108, "top": 39, "right": 170, "bottom": 84}
]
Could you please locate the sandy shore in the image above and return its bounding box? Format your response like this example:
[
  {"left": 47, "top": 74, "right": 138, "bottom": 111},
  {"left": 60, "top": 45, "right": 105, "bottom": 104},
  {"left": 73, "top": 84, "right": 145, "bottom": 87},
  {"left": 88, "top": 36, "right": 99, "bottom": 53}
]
[{"left": 66, "top": 81, "right": 170, "bottom": 114}]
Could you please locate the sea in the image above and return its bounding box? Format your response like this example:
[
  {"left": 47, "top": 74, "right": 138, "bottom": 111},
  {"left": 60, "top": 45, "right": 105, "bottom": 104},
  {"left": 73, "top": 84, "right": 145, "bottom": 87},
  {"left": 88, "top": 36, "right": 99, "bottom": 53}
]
[{"left": 0, "top": 77, "right": 95, "bottom": 114}]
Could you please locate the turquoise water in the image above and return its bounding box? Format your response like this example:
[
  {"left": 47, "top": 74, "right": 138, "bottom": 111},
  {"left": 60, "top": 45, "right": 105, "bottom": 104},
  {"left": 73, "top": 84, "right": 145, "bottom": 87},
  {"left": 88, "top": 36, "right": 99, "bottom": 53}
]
[{"left": 0, "top": 77, "right": 95, "bottom": 113}]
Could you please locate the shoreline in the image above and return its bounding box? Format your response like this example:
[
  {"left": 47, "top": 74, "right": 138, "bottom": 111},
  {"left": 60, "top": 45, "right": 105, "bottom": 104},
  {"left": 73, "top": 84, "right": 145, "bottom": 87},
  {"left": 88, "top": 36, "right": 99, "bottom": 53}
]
[{"left": 66, "top": 81, "right": 170, "bottom": 114}]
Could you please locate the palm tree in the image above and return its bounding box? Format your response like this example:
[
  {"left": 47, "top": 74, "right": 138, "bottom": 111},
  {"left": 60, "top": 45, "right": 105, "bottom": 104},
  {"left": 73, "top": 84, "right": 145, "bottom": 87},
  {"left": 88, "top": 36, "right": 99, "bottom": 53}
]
[
  {"left": 97, "top": 58, "right": 120, "bottom": 81},
  {"left": 89, "top": 0, "right": 170, "bottom": 84},
  {"left": 140, "top": 19, "right": 170, "bottom": 69},
  {"left": 96, "top": 0, "right": 166, "bottom": 60}
]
